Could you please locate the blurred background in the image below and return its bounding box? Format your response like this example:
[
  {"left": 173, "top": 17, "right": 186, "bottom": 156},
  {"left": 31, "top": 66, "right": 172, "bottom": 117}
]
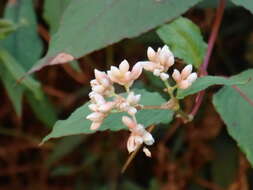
[{"left": 0, "top": 0, "right": 253, "bottom": 189}]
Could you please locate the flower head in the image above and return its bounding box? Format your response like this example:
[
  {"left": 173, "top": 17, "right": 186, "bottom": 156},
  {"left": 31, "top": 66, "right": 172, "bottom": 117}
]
[
  {"left": 138, "top": 45, "right": 174, "bottom": 81},
  {"left": 122, "top": 116, "right": 154, "bottom": 154},
  {"left": 172, "top": 64, "right": 197, "bottom": 89},
  {"left": 90, "top": 69, "right": 114, "bottom": 96},
  {"left": 107, "top": 60, "right": 143, "bottom": 87}
]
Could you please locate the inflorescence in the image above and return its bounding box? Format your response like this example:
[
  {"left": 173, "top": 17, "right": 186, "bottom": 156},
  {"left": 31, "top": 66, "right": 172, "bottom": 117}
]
[{"left": 86, "top": 45, "right": 197, "bottom": 157}]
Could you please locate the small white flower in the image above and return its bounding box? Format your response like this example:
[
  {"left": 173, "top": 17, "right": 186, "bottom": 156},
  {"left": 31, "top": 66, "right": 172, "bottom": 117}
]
[
  {"left": 122, "top": 116, "right": 155, "bottom": 153},
  {"left": 139, "top": 45, "right": 174, "bottom": 75},
  {"left": 107, "top": 60, "right": 143, "bottom": 87},
  {"left": 160, "top": 73, "right": 169, "bottom": 81},
  {"left": 172, "top": 64, "right": 198, "bottom": 89}
]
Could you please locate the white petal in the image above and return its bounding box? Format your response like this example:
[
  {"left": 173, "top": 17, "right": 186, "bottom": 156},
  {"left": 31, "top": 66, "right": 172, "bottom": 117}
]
[
  {"left": 127, "top": 135, "right": 137, "bottom": 153},
  {"left": 92, "top": 85, "right": 105, "bottom": 93},
  {"left": 122, "top": 116, "right": 136, "bottom": 129},
  {"left": 143, "top": 147, "right": 152, "bottom": 157},
  {"left": 131, "top": 62, "right": 143, "bottom": 80},
  {"left": 94, "top": 69, "right": 106, "bottom": 82},
  {"left": 142, "top": 131, "right": 154, "bottom": 145},
  {"left": 147, "top": 47, "right": 156, "bottom": 61},
  {"left": 90, "top": 122, "right": 101, "bottom": 130},
  {"left": 187, "top": 72, "right": 197, "bottom": 83},
  {"left": 119, "top": 59, "right": 130, "bottom": 73},
  {"left": 178, "top": 80, "right": 191, "bottom": 89},
  {"left": 127, "top": 107, "right": 137, "bottom": 116},
  {"left": 153, "top": 69, "right": 161, "bottom": 76},
  {"left": 88, "top": 104, "right": 98, "bottom": 111},
  {"left": 160, "top": 73, "right": 169, "bottom": 81},
  {"left": 172, "top": 69, "right": 181, "bottom": 82},
  {"left": 86, "top": 112, "right": 104, "bottom": 122},
  {"left": 181, "top": 64, "right": 193, "bottom": 79}
]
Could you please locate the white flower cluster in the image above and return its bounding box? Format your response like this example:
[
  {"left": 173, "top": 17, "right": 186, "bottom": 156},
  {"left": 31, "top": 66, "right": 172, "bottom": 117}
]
[{"left": 86, "top": 45, "right": 198, "bottom": 157}]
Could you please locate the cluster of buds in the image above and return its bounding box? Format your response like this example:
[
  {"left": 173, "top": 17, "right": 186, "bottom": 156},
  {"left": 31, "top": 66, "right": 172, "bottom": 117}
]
[
  {"left": 139, "top": 45, "right": 174, "bottom": 81},
  {"left": 86, "top": 45, "right": 198, "bottom": 157}
]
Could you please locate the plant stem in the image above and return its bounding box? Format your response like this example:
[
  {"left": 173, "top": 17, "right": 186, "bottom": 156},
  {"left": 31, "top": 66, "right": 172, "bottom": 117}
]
[{"left": 190, "top": 0, "right": 226, "bottom": 117}]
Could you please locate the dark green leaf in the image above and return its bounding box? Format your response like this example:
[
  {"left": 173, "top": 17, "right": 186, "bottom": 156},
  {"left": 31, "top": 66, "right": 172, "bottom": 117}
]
[
  {"left": 0, "top": 64, "right": 24, "bottom": 116},
  {"left": 43, "top": 0, "right": 71, "bottom": 34},
  {"left": 213, "top": 69, "right": 253, "bottom": 166},
  {"left": 42, "top": 89, "right": 174, "bottom": 143},
  {"left": 1, "top": 0, "right": 42, "bottom": 70},
  {"left": 231, "top": 0, "right": 253, "bottom": 14},
  {"left": 30, "top": 0, "right": 201, "bottom": 73},
  {"left": 177, "top": 75, "right": 248, "bottom": 99},
  {"left": 157, "top": 17, "right": 207, "bottom": 68},
  {"left": 0, "top": 49, "right": 42, "bottom": 99}
]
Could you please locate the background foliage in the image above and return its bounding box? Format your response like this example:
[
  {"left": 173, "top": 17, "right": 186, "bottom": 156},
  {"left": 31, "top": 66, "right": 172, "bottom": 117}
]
[{"left": 1, "top": 0, "right": 253, "bottom": 189}]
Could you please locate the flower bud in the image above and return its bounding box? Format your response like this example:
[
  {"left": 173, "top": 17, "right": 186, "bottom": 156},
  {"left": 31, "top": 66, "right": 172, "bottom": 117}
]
[
  {"left": 122, "top": 116, "right": 136, "bottom": 129},
  {"left": 90, "top": 122, "right": 101, "bottom": 130},
  {"left": 86, "top": 112, "right": 104, "bottom": 122},
  {"left": 181, "top": 64, "right": 193, "bottom": 79},
  {"left": 147, "top": 47, "right": 156, "bottom": 62},
  {"left": 172, "top": 69, "right": 181, "bottom": 82},
  {"left": 128, "top": 107, "right": 137, "bottom": 116},
  {"left": 160, "top": 73, "right": 169, "bottom": 81},
  {"left": 143, "top": 147, "right": 152, "bottom": 157},
  {"left": 142, "top": 131, "right": 155, "bottom": 145}
]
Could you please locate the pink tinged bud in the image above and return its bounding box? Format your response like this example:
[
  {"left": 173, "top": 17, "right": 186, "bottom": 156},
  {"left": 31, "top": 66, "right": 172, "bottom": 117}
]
[
  {"left": 86, "top": 112, "right": 104, "bottom": 122},
  {"left": 98, "top": 102, "right": 115, "bottom": 113},
  {"left": 181, "top": 65, "right": 193, "bottom": 79},
  {"left": 178, "top": 80, "right": 191, "bottom": 89},
  {"left": 142, "top": 131, "right": 154, "bottom": 145},
  {"left": 139, "top": 61, "right": 156, "bottom": 71},
  {"left": 166, "top": 54, "right": 175, "bottom": 68},
  {"left": 128, "top": 107, "right": 137, "bottom": 116},
  {"left": 93, "top": 94, "right": 105, "bottom": 105},
  {"left": 127, "top": 135, "right": 143, "bottom": 153},
  {"left": 131, "top": 62, "right": 143, "bottom": 80},
  {"left": 160, "top": 73, "right": 169, "bottom": 81},
  {"left": 119, "top": 60, "right": 130, "bottom": 73},
  {"left": 100, "top": 78, "right": 110, "bottom": 87},
  {"left": 147, "top": 47, "right": 156, "bottom": 61},
  {"left": 88, "top": 104, "right": 98, "bottom": 111},
  {"left": 122, "top": 116, "right": 136, "bottom": 130},
  {"left": 92, "top": 85, "right": 105, "bottom": 94},
  {"left": 153, "top": 69, "right": 160, "bottom": 76},
  {"left": 143, "top": 147, "right": 152, "bottom": 157},
  {"left": 127, "top": 92, "right": 141, "bottom": 105},
  {"left": 90, "top": 122, "right": 101, "bottom": 130},
  {"left": 187, "top": 72, "right": 197, "bottom": 83},
  {"left": 90, "top": 79, "right": 98, "bottom": 86},
  {"left": 94, "top": 69, "right": 107, "bottom": 82},
  {"left": 172, "top": 69, "right": 181, "bottom": 82}
]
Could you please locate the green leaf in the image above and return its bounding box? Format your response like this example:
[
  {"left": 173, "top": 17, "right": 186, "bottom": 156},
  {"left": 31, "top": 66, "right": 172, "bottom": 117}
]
[
  {"left": 30, "top": 0, "right": 201, "bottom": 73},
  {"left": 1, "top": 0, "right": 43, "bottom": 70},
  {"left": 177, "top": 75, "right": 248, "bottom": 99},
  {"left": 43, "top": 0, "right": 71, "bottom": 34},
  {"left": 213, "top": 69, "right": 253, "bottom": 166},
  {"left": 42, "top": 89, "right": 174, "bottom": 143},
  {"left": 157, "top": 16, "right": 207, "bottom": 68},
  {"left": 0, "top": 49, "right": 42, "bottom": 100},
  {"left": 0, "top": 64, "right": 24, "bottom": 116},
  {"left": 0, "top": 19, "right": 17, "bottom": 40},
  {"left": 231, "top": 0, "right": 253, "bottom": 14}
]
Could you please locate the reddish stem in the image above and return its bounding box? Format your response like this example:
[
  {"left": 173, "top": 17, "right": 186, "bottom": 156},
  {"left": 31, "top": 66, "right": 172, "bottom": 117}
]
[{"left": 190, "top": 0, "right": 226, "bottom": 117}]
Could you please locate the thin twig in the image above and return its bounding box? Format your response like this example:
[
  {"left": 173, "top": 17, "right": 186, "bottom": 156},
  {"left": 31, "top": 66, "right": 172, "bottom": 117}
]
[{"left": 190, "top": 0, "right": 226, "bottom": 117}]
